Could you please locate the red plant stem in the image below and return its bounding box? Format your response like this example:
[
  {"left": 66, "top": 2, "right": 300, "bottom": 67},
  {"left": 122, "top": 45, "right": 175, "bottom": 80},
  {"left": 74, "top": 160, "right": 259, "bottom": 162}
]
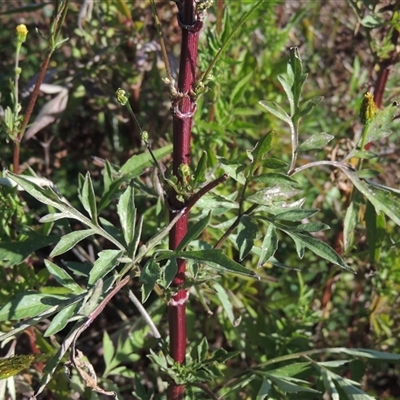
[{"left": 168, "top": 1, "right": 202, "bottom": 398}]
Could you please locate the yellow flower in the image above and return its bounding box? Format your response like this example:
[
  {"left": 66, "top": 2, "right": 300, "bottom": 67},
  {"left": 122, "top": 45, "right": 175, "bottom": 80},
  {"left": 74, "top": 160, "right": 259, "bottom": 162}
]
[
  {"left": 359, "top": 92, "right": 378, "bottom": 124},
  {"left": 16, "top": 24, "right": 28, "bottom": 43}
]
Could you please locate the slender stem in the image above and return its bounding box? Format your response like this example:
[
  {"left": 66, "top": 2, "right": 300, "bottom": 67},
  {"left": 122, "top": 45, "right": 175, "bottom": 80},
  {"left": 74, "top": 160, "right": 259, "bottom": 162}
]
[
  {"left": 128, "top": 290, "right": 161, "bottom": 339},
  {"left": 13, "top": 1, "right": 69, "bottom": 173}
]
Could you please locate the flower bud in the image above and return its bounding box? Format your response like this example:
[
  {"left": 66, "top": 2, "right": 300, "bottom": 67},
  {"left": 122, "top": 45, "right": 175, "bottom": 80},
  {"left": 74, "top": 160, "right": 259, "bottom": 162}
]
[{"left": 16, "top": 24, "right": 28, "bottom": 43}]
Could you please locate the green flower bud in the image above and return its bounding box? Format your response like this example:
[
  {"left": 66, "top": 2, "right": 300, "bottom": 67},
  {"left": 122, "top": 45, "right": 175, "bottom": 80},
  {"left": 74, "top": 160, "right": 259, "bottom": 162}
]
[{"left": 116, "top": 88, "right": 129, "bottom": 106}]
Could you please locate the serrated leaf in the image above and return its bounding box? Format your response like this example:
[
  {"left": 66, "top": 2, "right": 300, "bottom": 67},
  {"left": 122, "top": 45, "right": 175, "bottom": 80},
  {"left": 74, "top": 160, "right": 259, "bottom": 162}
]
[
  {"left": 237, "top": 215, "right": 258, "bottom": 260},
  {"left": 271, "top": 208, "right": 319, "bottom": 222},
  {"left": 117, "top": 183, "right": 136, "bottom": 248},
  {"left": 80, "top": 172, "right": 97, "bottom": 220},
  {"left": 140, "top": 259, "right": 160, "bottom": 303},
  {"left": 284, "top": 231, "right": 354, "bottom": 272},
  {"left": 259, "top": 101, "right": 291, "bottom": 124},
  {"left": 50, "top": 229, "right": 95, "bottom": 257},
  {"left": 258, "top": 224, "right": 278, "bottom": 266},
  {"left": 6, "top": 171, "right": 91, "bottom": 225},
  {"left": 44, "top": 260, "right": 84, "bottom": 293},
  {"left": 89, "top": 250, "right": 123, "bottom": 285},
  {"left": 177, "top": 212, "right": 212, "bottom": 251},
  {"left": 297, "top": 132, "right": 334, "bottom": 152},
  {"left": 0, "top": 293, "right": 71, "bottom": 321},
  {"left": 157, "top": 250, "right": 259, "bottom": 279},
  {"left": 44, "top": 300, "right": 81, "bottom": 336}
]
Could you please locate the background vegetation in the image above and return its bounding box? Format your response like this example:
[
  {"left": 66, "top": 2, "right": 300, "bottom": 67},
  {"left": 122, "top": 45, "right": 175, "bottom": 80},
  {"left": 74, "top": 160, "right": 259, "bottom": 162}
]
[{"left": 0, "top": 1, "right": 399, "bottom": 399}]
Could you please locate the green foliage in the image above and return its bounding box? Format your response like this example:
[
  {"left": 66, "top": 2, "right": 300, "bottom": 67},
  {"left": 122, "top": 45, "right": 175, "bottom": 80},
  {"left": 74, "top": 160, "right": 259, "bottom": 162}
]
[{"left": 1, "top": 1, "right": 400, "bottom": 399}]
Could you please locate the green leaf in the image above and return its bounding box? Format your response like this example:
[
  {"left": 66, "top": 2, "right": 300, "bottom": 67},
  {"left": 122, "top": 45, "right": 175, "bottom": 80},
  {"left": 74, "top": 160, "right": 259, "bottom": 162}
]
[
  {"left": 343, "top": 200, "right": 358, "bottom": 251},
  {"left": 120, "top": 144, "right": 173, "bottom": 176},
  {"left": 277, "top": 74, "right": 295, "bottom": 115},
  {"left": 177, "top": 212, "right": 212, "bottom": 251},
  {"left": 251, "top": 173, "right": 300, "bottom": 187},
  {"left": 361, "top": 101, "right": 398, "bottom": 145},
  {"left": 339, "top": 165, "right": 400, "bottom": 226},
  {"left": 0, "top": 232, "right": 59, "bottom": 268},
  {"left": 250, "top": 132, "right": 274, "bottom": 164},
  {"left": 266, "top": 374, "right": 319, "bottom": 394},
  {"left": 219, "top": 158, "right": 246, "bottom": 184},
  {"left": 246, "top": 185, "right": 301, "bottom": 206},
  {"left": 50, "top": 229, "right": 95, "bottom": 257},
  {"left": 140, "top": 259, "right": 160, "bottom": 303},
  {"left": 6, "top": 172, "right": 91, "bottom": 225},
  {"left": 117, "top": 182, "right": 136, "bottom": 248},
  {"left": 256, "top": 378, "right": 272, "bottom": 399},
  {"left": 320, "top": 369, "right": 340, "bottom": 400},
  {"left": 44, "top": 300, "right": 81, "bottom": 336},
  {"left": 192, "top": 151, "right": 208, "bottom": 186},
  {"left": 259, "top": 101, "right": 291, "bottom": 124},
  {"left": 230, "top": 72, "right": 253, "bottom": 105},
  {"left": 268, "top": 362, "right": 311, "bottom": 377},
  {"left": 79, "top": 172, "right": 97, "bottom": 220},
  {"left": 213, "top": 282, "right": 240, "bottom": 326},
  {"left": 258, "top": 224, "right": 278, "bottom": 266},
  {"left": 365, "top": 201, "right": 385, "bottom": 264},
  {"left": 98, "top": 176, "right": 124, "bottom": 212},
  {"left": 89, "top": 250, "right": 123, "bottom": 286},
  {"left": 44, "top": 260, "right": 84, "bottom": 293},
  {"left": 163, "top": 258, "right": 178, "bottom": 289},
  {"left": 356, "top": 169, "right": 380, "bottom": 179},
  {"left": 295, "top": 96, "right": 324, "bottom": 119},
  {"left": 0, "top": 293, "right": 71, "bottom": 321},
  {"left": 271, "top": 208, "right": 319, "bottom": 222},
  {"left": 261, "top": 158, "right": 288, "bottom": 170},
  {"left": 157, "top": 250, "right": 259, "bottom": 279},
  {"left": 283, "top": 231, "right": 354, "bottom": 272},
  {"left": 197, "top": 337, "right": 209, "bottom": 362},
  {"left": 297, "top": 132, "right": 334, "bottom": 152},
  {"left": 237, "top": 215, "right": 258, "bottom": 261},
  {"left": 288, "top": 46, "right": 307, "bottom": 109},
  {"left": 103, "top": 330, "right": 115, "bottom": 374}
]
